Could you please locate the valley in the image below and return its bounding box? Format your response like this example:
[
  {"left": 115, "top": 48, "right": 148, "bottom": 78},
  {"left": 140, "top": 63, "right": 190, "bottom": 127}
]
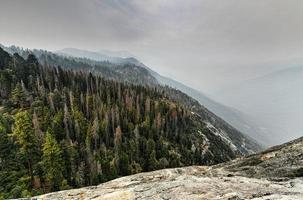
[{"left": 1, "top": 1, "right": 302, "bottom": 199}]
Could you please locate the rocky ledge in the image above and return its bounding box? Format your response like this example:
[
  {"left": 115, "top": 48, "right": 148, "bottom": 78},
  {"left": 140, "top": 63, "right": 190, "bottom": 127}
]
[{"left": 27, "top": 137, "right": 303, "bottom": 200}]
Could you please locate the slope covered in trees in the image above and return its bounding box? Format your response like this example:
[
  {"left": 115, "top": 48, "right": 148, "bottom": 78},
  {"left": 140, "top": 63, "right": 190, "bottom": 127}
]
[
  {"left": 0, "top": 47, "right": 239, "bottom": 198},
  {"left": 1, "top": 45, "right": 261, "bottom": 154},
  {"left": 0, "top": 45, "right": 158, "bottom": 86}
]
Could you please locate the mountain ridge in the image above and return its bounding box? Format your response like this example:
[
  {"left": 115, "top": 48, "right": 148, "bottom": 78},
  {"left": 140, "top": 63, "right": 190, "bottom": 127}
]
[
  {"left": 54, "top": 47, "right": 263, "bottom": 150},
  {"left": 0, "top": 46, "right": 260, "bottom": 198},
  {"left": 1, "top": 44, "right": 261, "bottom": 154}
]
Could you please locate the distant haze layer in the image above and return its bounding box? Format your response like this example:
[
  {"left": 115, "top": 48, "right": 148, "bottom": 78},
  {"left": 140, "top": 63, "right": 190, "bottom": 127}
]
[{"left": 1, "top": 0, "right": 303, "bottom": 93}]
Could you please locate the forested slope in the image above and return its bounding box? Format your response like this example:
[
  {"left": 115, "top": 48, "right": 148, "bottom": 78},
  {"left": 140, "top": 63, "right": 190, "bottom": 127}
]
[
  {"left": 0, "top": 47, "right": 238, "bottom": 198},
  {"left": 0, "top": 45, "right": 157, "bottom": 86},
  {"left": 1, "top": 45, "right": 261, "bottom": 154}
]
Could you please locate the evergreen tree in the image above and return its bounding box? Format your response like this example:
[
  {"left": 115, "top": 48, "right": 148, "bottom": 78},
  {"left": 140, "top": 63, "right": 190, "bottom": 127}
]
[
  {"left": 42, "top": 132, "right": 64, "bottom": 191},
  {"left": 11, "top": 83, "right": 27, "bottom": 108},
  {"left": 0, "top": 48, "right": 237, "bottom": 198},
  {"left": 12, "top": 111, "right": 38, "bottom": 186}
]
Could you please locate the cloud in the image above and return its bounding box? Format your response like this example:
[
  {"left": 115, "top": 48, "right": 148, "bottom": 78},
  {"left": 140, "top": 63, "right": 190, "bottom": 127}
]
[{"left": 0, "top": 0, "right": 303, "bottom": 93}]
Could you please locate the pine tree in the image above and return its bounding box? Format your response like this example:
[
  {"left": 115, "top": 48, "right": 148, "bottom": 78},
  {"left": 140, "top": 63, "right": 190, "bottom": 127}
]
[
  {"left": 0, "top": 48, "right": 233, "bottom": 198},
  {"left": 11, "top": 83, "right": 27, "bottom": 108},
  {"left": 118, "top": 152, "right": 130, "bottom": 176},
  {"left": 12, "top": 111, "right": 38, "bottom": 186},
  {"left": 42, "top": 132, "right": 64, "bottom": 191}
]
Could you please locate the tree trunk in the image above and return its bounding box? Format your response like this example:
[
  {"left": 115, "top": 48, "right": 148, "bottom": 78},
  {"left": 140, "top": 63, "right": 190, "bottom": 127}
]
[{"left": 28, "top": 158, "right": 34, "bottom": 186}]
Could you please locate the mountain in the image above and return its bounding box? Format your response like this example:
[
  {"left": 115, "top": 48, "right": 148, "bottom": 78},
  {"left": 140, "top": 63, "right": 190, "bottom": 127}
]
[
  {"left": 56, "top": 49, "right": 262, "bottom": 152},
  {"left": 0, "top": 47, "right": 261, "bottom": 198},
  {"left": 56, "top": 47, "right": 262, "bottom": 151},
  {"left": 215, "top": 66, "right": 303, "bottom": 146},
  {"left": 143, "top": 66, "right": 268, "bottom": 147},
  {"left": 98, "top": 49, "right": 134, "bottom": 58},
  {"left": 0, "top": 45, "right": 158, "bottom": 86},
  {"left": 55, "top": 47, "right": 303, "bottom": 147},
  {"left": 31, "top": 136, "right": 303, "bottom": 200},
  {"left": 57, "top": 48, "right": 265, "bottom": 148},
  {"left": 2, "top": 45, "right": 261, "bottom": 154},
  {"left": 0, "top": 47, "right": 276, "bottom": 148},
  {"left": 57, "top": 48, "right": 114, "bottom": 62},
  {"left": 56, "top": 48, "right": 135, "bottom": 65}
]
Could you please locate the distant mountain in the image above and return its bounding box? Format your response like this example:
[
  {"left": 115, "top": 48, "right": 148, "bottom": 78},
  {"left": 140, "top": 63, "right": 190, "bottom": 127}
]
[
  {"left": 56, "top": 48, "right": 134, "bottom": 64},
  {"left": 146, "top": 68, "right": 268, "bottom": 147},
  {"left": 54, "top": 47, "right": 262, "bottom": 152},
  {"left": 57, "top": 48, "right": 262, "bottom": 152},
  {"left": 216, "top": 66, "right": 303, "bottom": 146},
  {"left": 116, "top": 57, "right": 266, "bottom": 147},
  {"left": 0, "top": 45, "right": 158, "bottom": 86},
  {"left": 98, "top": 49, "right": 134, "bottom": 58}
]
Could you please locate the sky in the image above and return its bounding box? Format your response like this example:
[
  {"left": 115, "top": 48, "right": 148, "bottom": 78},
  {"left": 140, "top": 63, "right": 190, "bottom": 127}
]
[{"left": 1, "top": 0, "right": 303, "bottom": 94}]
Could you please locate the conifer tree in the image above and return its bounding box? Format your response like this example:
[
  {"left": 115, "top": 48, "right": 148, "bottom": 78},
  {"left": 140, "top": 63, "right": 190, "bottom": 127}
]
[
  {"left": 0, "top": 48, "right": 236, "bottom": 198},
  {"left": 42, "top": 132, "right": 64, "bottom": 191},
  {"left": 12, "top": 111, "right": 38, "bottom": 185},
  {"left": 11, "top": 83, "right": 27, "bottom": 108}
]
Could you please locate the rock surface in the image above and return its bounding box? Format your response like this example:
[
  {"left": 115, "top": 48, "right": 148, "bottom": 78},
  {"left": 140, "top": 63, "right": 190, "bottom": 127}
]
[{"left": 27, "top": 137, "right": 303, "bottom": 200}]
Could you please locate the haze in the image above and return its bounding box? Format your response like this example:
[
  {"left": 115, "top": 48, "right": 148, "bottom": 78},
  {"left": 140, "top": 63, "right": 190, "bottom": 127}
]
[{"left": 1, "top": 0, "right": 303, "bottom": 145}]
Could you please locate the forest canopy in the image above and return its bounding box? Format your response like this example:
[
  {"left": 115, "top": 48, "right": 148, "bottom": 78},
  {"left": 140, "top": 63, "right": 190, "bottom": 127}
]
[{"left": 0, "top": 47, "right": 235, "bottom": 198}]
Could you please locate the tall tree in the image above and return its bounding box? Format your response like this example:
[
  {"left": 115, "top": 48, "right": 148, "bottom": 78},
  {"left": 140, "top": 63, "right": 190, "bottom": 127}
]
[
  {"left": 12, "top": 111, "right": 38, "bottom": 185},
  {"left": 11, "top": 83, "right": 27, "bottom": 108},
  {"left": 42, "top": 132, "right": 64, "bottom": 191}
]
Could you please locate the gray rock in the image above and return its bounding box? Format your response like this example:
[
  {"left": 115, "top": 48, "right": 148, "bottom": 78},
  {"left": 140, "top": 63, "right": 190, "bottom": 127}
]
[{"left": 25, "top": 137, "right": 303, "bottom": 200}]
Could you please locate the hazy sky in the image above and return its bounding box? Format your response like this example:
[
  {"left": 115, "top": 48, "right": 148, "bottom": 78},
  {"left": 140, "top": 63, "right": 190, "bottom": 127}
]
[{"left": 1, "top": 0, "right": 303, "bottom": 94}]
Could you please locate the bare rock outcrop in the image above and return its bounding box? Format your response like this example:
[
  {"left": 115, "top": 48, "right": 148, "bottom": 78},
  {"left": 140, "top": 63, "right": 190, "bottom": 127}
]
[{"left": 26, "top": 137, "right": 303, "bottom": 200}]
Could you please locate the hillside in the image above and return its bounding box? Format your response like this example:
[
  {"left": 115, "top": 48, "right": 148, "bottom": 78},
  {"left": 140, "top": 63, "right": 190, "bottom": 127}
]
[
  {"left": 0, "top": 45, "right": 158, "bottom": 86},
  {"left": 1, "top": 45, "right": 261, "bottom": 154},
  {"left": 30, "top": 137, "right": 303, "bottom": 200},
  {"left": 0, "top": 47, "right": 255, "bottom": 198},
  {"left": 147, "top": 67, "right": 267, "bottom": 147},
  {"left": 54, "top": 47, "right": 268, "bottom": 147}
]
